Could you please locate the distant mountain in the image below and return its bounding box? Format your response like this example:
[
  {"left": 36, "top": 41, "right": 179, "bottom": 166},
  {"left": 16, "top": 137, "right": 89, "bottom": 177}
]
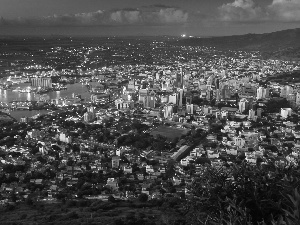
[{"left": 175, "top": 28, "right": 300, "bottom": 60}]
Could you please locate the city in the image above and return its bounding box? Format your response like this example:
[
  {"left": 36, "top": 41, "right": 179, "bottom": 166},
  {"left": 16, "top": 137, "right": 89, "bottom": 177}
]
[
  {"left": 0, "top": 0, "right": 300, "bottom": 224},
  {"left": 0, "top": 33, "right": 300, "bottom": 224}
]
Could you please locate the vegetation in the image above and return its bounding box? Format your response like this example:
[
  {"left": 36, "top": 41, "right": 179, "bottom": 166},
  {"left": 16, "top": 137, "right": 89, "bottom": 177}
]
[
  {"left": 185, "top": 163, "right": 300, "bottom": 225},
  {"left": 2, "top": 162, "right": 300, "bottom": 225}
]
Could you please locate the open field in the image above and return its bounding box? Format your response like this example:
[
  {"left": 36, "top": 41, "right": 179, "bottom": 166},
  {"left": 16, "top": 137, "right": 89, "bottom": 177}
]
[{"left": 150, "top": 126, "right": 189, "bottom": 141}]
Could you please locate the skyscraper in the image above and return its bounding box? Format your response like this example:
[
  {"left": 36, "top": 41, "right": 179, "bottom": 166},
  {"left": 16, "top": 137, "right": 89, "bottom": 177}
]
[
  {"left": 256, "top": 87, "right": 269, "bottom": 100},
  {"left": 178, "top": 89, "right": 183, "bottom": 107},
  {"left": 145, "top": 90, "right": 156, "bottom": 108}
]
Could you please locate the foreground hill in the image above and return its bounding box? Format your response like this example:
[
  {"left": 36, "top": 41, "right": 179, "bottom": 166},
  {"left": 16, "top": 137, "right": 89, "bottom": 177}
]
[{"left": 176, "top": 28, "right": 300, "bottom": 60}]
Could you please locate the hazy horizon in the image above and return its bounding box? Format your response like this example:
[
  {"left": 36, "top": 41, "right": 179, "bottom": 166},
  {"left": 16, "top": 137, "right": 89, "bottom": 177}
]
[{"left": 0, "top": 0, "right": 300, "bottom": 36}]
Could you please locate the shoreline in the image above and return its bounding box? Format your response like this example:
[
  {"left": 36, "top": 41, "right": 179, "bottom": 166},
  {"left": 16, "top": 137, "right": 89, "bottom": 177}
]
[{"left": 0, "top": 111, "right": 17, "bottom": 122}]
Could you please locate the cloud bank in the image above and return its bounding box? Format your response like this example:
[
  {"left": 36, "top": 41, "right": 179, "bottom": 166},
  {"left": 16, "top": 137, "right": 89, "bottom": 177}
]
[
  {"left": 268, "top": 0, "right": 300, "bottom": 22},
  {"left": 0, "top": 5, "right": 188, "bottom": 27},
  {"left": 218, "top": 0, "right": 300, "bottom": 23}
]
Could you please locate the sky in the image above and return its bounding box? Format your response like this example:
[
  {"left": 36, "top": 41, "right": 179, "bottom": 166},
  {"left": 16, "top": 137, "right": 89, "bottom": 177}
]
[{"left": 0, "top": 0, "right": 299, "bottom": 36}]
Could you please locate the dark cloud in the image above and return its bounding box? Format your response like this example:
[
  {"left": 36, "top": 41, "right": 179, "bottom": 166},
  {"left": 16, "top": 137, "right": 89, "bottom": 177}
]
[{"left": 0, "top": 5, "right": 188, "bottom": 27}]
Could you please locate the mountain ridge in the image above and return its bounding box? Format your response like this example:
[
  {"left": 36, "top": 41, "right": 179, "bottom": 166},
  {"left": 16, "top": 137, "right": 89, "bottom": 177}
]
[{"left": 176, "top": 28, "right": 300, "bottom": 60}]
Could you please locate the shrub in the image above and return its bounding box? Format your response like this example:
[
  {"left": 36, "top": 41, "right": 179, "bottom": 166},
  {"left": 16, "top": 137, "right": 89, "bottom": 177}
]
[
  {"left": 20, "top": 214, "right": 27, "bottom": 220},
  {"left": 138, "top": 193, "right": 148, "bottom": 202}
]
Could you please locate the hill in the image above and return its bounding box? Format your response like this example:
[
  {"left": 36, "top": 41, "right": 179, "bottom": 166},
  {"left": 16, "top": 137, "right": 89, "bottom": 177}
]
[{"left": 176, "top": 28, "right": 300, "bottom": 60}]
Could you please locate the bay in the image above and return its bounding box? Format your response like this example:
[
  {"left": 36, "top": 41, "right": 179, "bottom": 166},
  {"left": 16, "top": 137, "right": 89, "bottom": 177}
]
[{"left": 0, "top": 83, "right": 91, "bottom": 121}]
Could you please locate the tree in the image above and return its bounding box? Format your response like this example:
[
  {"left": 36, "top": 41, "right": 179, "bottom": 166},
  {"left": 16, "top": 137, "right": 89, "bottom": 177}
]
[
  {"left": 195, "top": 157, "right": 211, "bottom": 165},
  {"left": 138, "top": 193, "right": 148, "bottom": 202},
  {"left": 108, "top": 195, "right": 115, "bottom": 202}
]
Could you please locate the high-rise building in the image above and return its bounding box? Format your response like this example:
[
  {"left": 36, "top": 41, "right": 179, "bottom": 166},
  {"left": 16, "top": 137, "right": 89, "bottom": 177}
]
[
  {"left": 139, "top": 89, "right": 148, "bottom": 104},
  {"left": 281, "top": 108, "right": 292, "bottom": 118},
  {"left": 144, "top": 90, "right": 156, "bottom": 108},
  {"left": 239, "top": 98, "right": 249, "bottom": 113},
  {"left": 242, "top": 84, "right": 257, "bottom": 97},
  {"left": 216, "top": 89, "right": 221, "bottom": 102},
  {"left": 248, "top": 109, "right": 255, "bottom": 120},
  {"left": 186, "top": 104, "right": 194, "bottom": 114},
  {"left": 128, "top": 79, "right": 139, "bottom": 91},
  {"left": 178, "top": 89, "right": 183, "bottom": 107},
  {"left": 215, "top": 78, "right": 220, "bottom": 89},
  {"left": 185, "top": 91, "right": 193, "bottom": 104},
  {"left": 164, "top": 105, "right": 173, "bottom": 119},
  {"left": 257, "top": 108, "right": 263, "bottom": 118},
  {"left": 176, "top": 67, "right": 184, "bottom": 88},
  {"left": 287, "top": 94, "right": 296, "bottom": 108},
  {"left": 281, "top": 85, "right": 293, "bottom": 98},
  {"left": 256, "top": 87, "right": 269, "bottom": 100},
  {"left": 168, "top": 93, "right": 177, "bottom": 104},
  {"left": 296, "top": 92, "right": 300, "bottom": 106},
  {"left": 221, "top": 85, "right": 231, "bottom": 99}
]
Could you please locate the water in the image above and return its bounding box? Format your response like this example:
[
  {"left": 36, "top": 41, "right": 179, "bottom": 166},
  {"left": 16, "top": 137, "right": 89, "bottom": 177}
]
[
  {"left": 9, "top": 110, "right": 50, "bottom": 121},
  {"left": 0, "top": 83, "right": 90, "bottom": 103},
  {"left": 0, "top": 83, "right": 91, "bottom": 120}
]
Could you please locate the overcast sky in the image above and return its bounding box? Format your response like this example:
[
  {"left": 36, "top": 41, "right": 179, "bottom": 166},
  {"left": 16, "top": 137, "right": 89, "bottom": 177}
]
[{"left": 0, "top": 0, "right": 299, "bottom": 36}]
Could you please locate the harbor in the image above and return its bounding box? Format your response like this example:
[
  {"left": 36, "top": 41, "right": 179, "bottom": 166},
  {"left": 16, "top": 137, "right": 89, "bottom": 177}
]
[{"left": 0, "top": 83, "right": 91, "bottom": 120}]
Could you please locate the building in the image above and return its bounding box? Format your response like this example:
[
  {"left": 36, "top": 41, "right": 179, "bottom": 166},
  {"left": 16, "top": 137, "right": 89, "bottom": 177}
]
[
  {"left": 178, "top": 89, "right": 183, "bottom": 107},
  {"left": 164, "top": 105, "right": 173, "bottom": 119},
  {"left": 296, "top": 92, "right": 300, "bottom": 106},
  {"left": 288, "top": 94, "right": 296, "bottom": 108},
  {"left": 115, "top": 99, "right": 134, "bottom": 109},
  {"left": 168, "top": 93, "right": 177, "bottom": 104},
  {"left": 257, "top": 87, "right": 269, "bottom": 99},
  {"left": 234, "top": 137, "right": 245, "bottom": 149},
  {"left": 281, "top": 108, "right": 292, "bottom": 118},
  {"left": 91, "top": 93, "right": 110, "bottom": 103},
  {"left": 106, "top": 178, "right": 119, "bottom": 190},
  {"left": 144, "top": 90, "right": 156, "bottom": 108},
  {"left": 20, "top": 117, "right": 33, "bottom": 123},
  {"left": 62, "top": 98, "right": 81, "bottom": 106},
  {"left": 248, "top": 109, "right": 255, "bottom": 120},
  {"left": 203, "top": 105, "right": 212, "bottom": 115},
  {"left": 257, "top": 108, "right": 263, "bottom": 118},
  {"left": 127, "top": 80, "right": 136, "bottom": 91},
  {"left": 84, "top": 112, "right": 95, "bottom": 122},
  {"left": 171, "top": 145, "right": 190, "bottom": 161},
  {"left": 185, "top": 91, "right": 193, "bottom": 104},
  {"left": 221, "top": 85, "right": 231, "bottom": 99},
  {"left": 186, "top": 104, "right": 194, "bottom": 114},
  {"left": 239, "top": 98, "right": 249, "bottom": 113},
  {"left": 281, "top": 85, "right": 293, "bottom": 98},
  {"left": 31, "top": 78, "right": 52, "bottom": 87},
  {"left": 176, "top": 68, "right": 184, "bottom": 88},
  {"left": 139, "top": 89, "right": 148, "bottom": 104},
  {"left": 59, "top": 132, "right": 72, "bottom": 143},
  {"left": 111, "top": 155, "right": 120, "bottom": 168},
  {"left": 242, "top": 84, "right": 256, "bottom": 97},
  {"left": 27, "top": 129, "right": 41, "bottom": 139}
]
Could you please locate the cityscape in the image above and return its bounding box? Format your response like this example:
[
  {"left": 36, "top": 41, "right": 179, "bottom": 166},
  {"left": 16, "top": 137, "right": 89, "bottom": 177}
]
[{"left": 0, "top": 0, "right": 300, "bottom": 225}]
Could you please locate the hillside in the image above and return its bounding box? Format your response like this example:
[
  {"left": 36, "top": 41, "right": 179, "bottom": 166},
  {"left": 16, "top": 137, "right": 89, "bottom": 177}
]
[{"left": 176, "top": 28, "right": 300, "bottom": 60}]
